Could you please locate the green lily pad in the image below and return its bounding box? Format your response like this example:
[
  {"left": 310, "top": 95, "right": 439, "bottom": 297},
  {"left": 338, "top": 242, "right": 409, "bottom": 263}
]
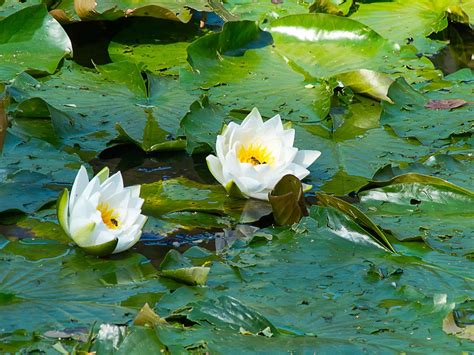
[
  {"left": 185, "top": 20, "right": 333, "bottom": 122},
  {"left": 7, "top": 61, "right": 194, "bottom": 155},
  {"left": 316, "top": 193, "right": 395, "bottom": 252},
  {"left": 140, "top": 177, "right": 248, "bottom": 219},
  {"left": 108, "top": 17, "right": 201, "bottom": 75},
  {"left": 351, "top": 0, "right": 472, "bottom": 54},
  {"left": 266, "top": 13, "right": 400, "bottom": 78},
  {"left": 0, "top": 5, "right": 72, "bottom": 82},
  {"left": 159, "top": 249, "right": 210, "bottom": 286},
  {"left": 0, "top": 132, "right": 83, "bottom": 215},
  {"left": 358, "top": 173, "right": 474, "bottom": 256},
  {"left": 179, "top": 95, "right": 225, "bottom": 154},
  {"left": 0, "top": 246, "right": 168, "bottom": 333},
  {"left": 53, "top": 0, "right": 212, "bottom": 23},
  {"left": 381, "top": 77, "right": 474, "bottom": 146},
  {"left": 221, "top": 0, "right": 311, "bottom": 21},
  {"left": 296, "top": 125, "right": 432, "bottom": 195}
]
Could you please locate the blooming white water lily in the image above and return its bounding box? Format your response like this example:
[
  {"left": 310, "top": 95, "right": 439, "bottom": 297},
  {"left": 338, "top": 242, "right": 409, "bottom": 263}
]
[
  {"left": 206, "top": 108, "right": 321, "bottom": 200},
  {"left": 57, "top": 166, "right": 147, "bottom": 256}
]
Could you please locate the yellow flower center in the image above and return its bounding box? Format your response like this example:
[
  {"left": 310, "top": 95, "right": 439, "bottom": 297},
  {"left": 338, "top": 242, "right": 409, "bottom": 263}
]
[
  {"left": 97, "top": 202, "right": 120, "bottom": 229},
  {"left": 237, "top": 143, "right": 275, "bottom": 166}
]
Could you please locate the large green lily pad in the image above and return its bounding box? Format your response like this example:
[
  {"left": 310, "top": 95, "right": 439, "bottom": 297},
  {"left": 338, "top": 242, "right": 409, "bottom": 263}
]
[
  {"left": 7, "top": 61, "right": 195, "bottom": 155},
  {"left": 266, "top": 13, "right": 400, "bottom": 78},
  {"left": 0, "top": 244, "right": 168, "bottom": 332},
  {"left": 53, "top": 0, "right": 212, "bottom": 23},
  {"left": 185, "top": 20, "right": 333, "bottom": 122},
  {"left": 381, "top": 77, "right": 474, "bottom": 146},
  {"left": 352, "top": 0, "right": 473, "bottom": 54},
  {"left": 0, "top": 5, "right": 72, "bottom": 82},
  {"left": 358, "top": 174, "right": 474, "bottom": 257},
  {"left": 0, "top": 132, "right": 83, "bottom": 215}
]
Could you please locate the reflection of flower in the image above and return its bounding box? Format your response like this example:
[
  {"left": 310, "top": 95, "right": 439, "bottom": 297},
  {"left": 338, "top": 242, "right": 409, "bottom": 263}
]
[
  {"left": 57, "top": 166, "right": 147, "bottom": 256},
  {"left": 206, "top": 108, "right": 321, "bottom": 200}
]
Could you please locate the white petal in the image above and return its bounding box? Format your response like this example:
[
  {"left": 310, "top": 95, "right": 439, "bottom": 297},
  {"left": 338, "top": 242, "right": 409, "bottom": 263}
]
[
  {"left": 234, "top": 176, "right": 264, "bottom": 198},
  {"left": 281, "top": 128, "right": 295, "bottom": 147},
  {"left": 206, "top": 155, "right": 226, "bottom": 186},
  {"left": 100, "top": 171, "right": 124, "bottom": 196},
  {"left": 216, "top": 135, "right": 226, "bottom": 162},
  {"left": 293, "top": 150, "right": 321, "bottom": 168},
  {"left": 287, "top": 163, "right": 310, "bottom": 180},
  {"left": 127, "top": 196, "right": 144, "bottom": 210},
  {"left": 241, "top": 107, "right": 263, "bottom": 129},
  {"left": 79, "top": 176, "right": 101, "bottom": 203},
  {"left": 249, "top": 190, "right": 270, "bottom": 201},
  {"left": 113, "top": 215, "right": 147, "bottom": 253},
  {"left": 127, "top": 185, "right": 140, "bottom": 198},
  {"left": 262, "top": 114, "right": 283, "bottom": 132},
  {"left": 69, "top": 166, "right": 89, "bottom": 210}
]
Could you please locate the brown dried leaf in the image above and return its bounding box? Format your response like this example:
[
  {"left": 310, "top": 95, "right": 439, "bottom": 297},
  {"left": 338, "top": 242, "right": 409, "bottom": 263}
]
[
  {"left": 74, "top": 0, "right": 97, "bottom": 19},
  {"left": 425, "top": 99, "right": 468, "bottom": 110},
  {"left": 442, "top": 312, "right": 474, "bottom": 341}
]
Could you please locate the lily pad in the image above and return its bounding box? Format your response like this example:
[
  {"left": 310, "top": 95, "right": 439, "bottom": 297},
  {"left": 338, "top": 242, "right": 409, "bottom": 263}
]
[
  {"left": 381, "top": 77, "right": 474, "bottom": 146},
  {"left": 53, "top": 0, "right": 212, "bottom": 23},
  {"left": 358, "top": 173, "right": 474, "bottom": 256},
  {"left": 0, "top": 5, "right": 72, "bottom": 82},
  {"left": 0, "top": 132, "right": 83, "bottom": 215},
  {"left": 186, "top": 20, "right": 333, "bottom": 122},
  {"left": 266, "top": 13, "right": 400, "bottom": 78},
  {"left": 351, "top": 0, "right": 472, "bottom": 54},
  {"left": 7, "top": 61, "right": 194, "bottom": 155},
  {"left": 0, "top": 246, "right": 168, "bottom": 333},
  {"left": 108, "top": 17, "right": 201, "bottom": 75}
]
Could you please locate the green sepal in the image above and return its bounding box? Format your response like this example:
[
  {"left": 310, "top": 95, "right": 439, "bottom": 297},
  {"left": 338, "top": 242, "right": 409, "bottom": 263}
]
[
  {"left": 56, "top": 188, "right": 69, "bottom": 233},
  {"left": 225, "top": 180, "right": 247, "bottom": 199},
  {"left": 81, "top": 238, "right": 118, "bottom": 257},
  {"left": 96, "top": 166, "right": 110, "bottom": 183},
  {"left": 70, "top": 222, "right": 96, "bottom": 246}
]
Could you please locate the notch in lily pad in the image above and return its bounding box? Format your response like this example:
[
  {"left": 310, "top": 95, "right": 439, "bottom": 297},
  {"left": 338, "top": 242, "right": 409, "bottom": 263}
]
[{"left": 269, "top": 174, "right": 309, "bottom": 226}]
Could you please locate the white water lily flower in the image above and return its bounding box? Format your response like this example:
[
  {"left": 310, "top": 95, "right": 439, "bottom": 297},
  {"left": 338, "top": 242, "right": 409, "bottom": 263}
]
[
  {"left": 206, "top": 108, "right": 321, "bottom": 200},
  {"left": 57, "top": 166, "right": 147, "bottom": 256}
]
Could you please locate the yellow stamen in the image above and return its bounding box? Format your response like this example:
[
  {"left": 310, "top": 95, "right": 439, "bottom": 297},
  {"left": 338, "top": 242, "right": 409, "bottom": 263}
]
[
  {"left": 237, "top": 143, "right": 275, "bottom": 166},
  {"left": 97, "top": 202, "right": 120, "bottom": 229}
]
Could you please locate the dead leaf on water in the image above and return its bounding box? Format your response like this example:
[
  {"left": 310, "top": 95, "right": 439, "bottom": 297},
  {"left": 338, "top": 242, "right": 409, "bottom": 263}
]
[{"left": 425, "top": 99, "right": 468, "bottom": 110}]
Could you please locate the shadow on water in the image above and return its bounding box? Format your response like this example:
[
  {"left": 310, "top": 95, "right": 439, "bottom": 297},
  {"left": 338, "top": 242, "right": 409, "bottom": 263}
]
[{"left": 429, "top": 22, "right": 474, "bottom": 74}]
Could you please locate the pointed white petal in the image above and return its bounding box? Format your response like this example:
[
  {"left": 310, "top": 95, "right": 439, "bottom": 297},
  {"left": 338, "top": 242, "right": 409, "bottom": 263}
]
[
  {"left": 287, "top": 163, "right": 310, "bottom": 180},
  {"left": 206, "top": 155, "right": 226, "bottom": 186},
  {"left": 127, "top": 185, "right": 140, "bottom": 198},
  {"left": 262, "top": 114, "right": 283, "bottom": 132},
  {"left": 293, "top": 150, "right": 321, "bottom": 168},
  {"left": 100, "top": 171, "right": 124, "bottom": 197},
  {"left": 241, "top": 107, "right": 263, "bottom": 129},
  {"left": 70, "top": 166, "right": 89, "bottom": 210},
  {"left": 113, "top": 215, "right": 147, "bottom": 253}
]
